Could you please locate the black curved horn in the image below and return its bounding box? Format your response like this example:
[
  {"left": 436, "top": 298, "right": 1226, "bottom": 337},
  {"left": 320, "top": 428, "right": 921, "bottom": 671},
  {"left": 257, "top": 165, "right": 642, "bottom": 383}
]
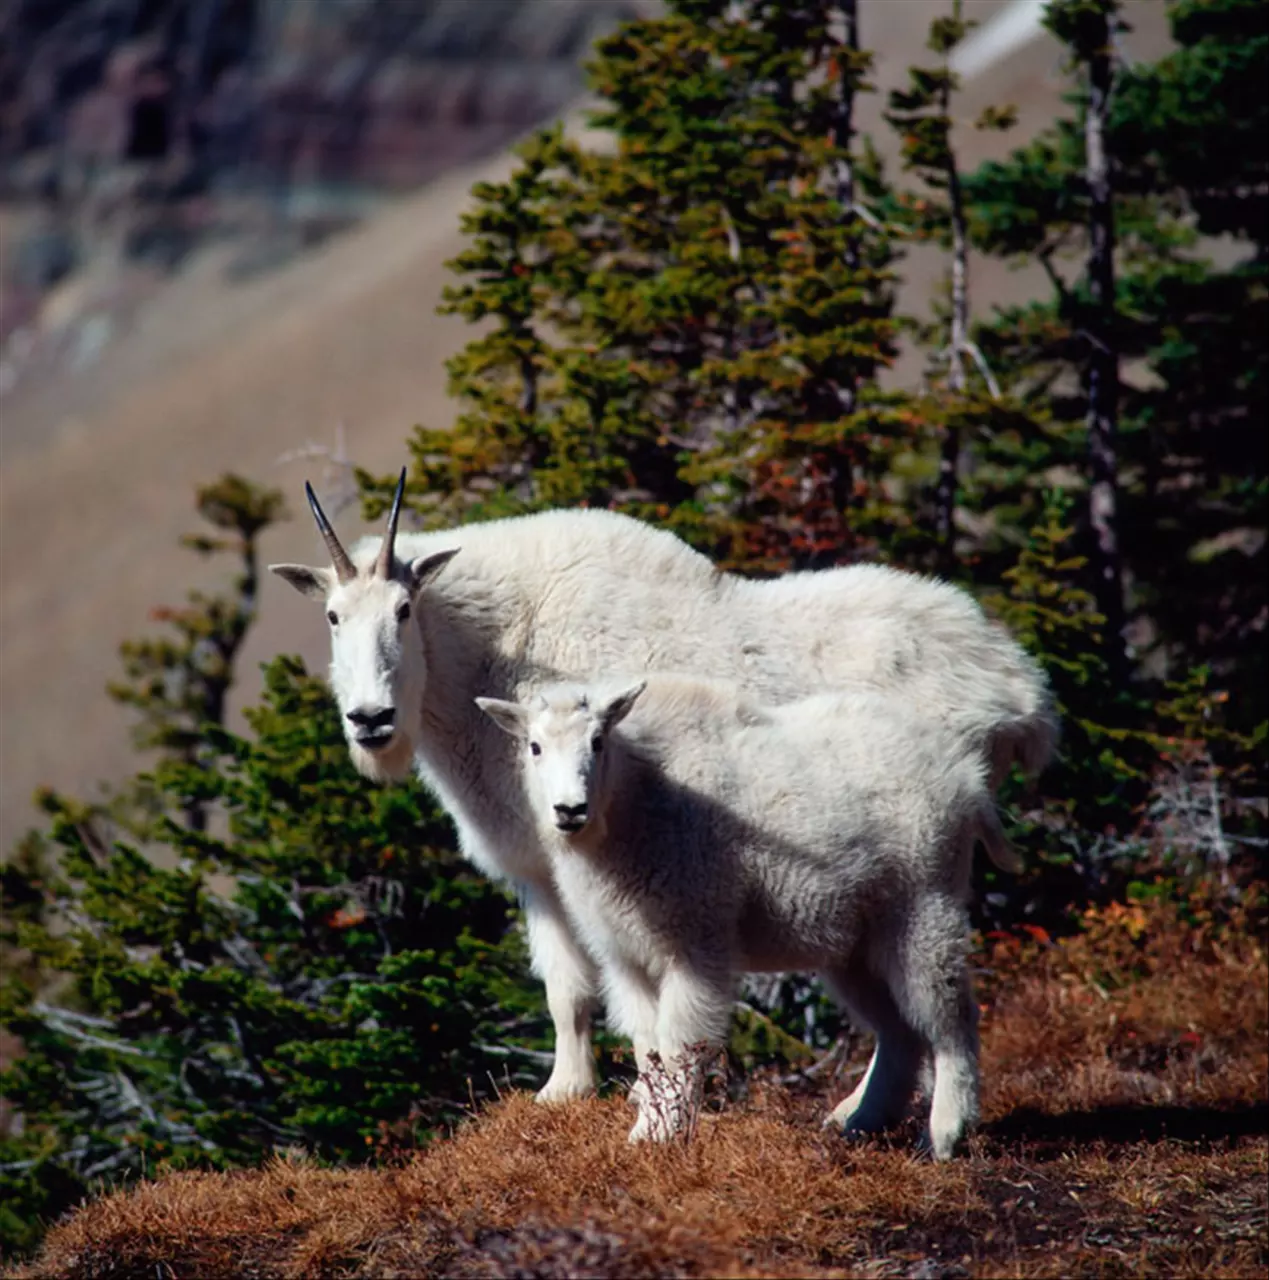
[
  {"left": 305, "top": 482, "right": 357, "bottom": 583},
  {"left": 375, "top": 468, "right": 408, "bottom": 578}
]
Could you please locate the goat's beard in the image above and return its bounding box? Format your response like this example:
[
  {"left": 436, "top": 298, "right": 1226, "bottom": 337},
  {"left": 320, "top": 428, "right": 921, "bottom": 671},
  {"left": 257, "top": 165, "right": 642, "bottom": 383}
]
[{"left": 348, "top": 733, "right": 414, "bottom": 784}]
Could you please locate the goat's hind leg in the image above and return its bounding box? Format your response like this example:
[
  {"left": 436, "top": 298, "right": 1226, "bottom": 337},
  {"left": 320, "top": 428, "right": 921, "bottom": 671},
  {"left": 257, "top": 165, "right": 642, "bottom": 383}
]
[
  {"left": 821, "top": 962, "right": 924, "bottom": 1138},
  {"left": 888, "top": 894, "right": 980, "bottom": 1160},
  {"left": 522, "top": 884, "right": 600, "bottom": 1103}
]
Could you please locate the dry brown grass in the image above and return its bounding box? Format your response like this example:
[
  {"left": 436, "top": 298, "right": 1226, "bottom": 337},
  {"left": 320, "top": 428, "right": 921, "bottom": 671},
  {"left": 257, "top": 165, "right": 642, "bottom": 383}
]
[{"left": 13, "top": 898, "right": 1267, "bottom": 1279}]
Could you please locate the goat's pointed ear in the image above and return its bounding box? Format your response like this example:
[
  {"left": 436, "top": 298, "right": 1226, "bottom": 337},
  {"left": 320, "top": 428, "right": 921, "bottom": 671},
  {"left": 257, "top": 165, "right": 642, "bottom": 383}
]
[
  {"left": 407, "top": 547, "right": 459, "bottom": 593},
  {"left": 475, "top": 696, "right": 529, "bottom": 741},
  {"left": 269, "top": 564, "right": 334, "bottom": 601},
  {"left": 601, "top": 681, "right": 646, "bottom": 733}
]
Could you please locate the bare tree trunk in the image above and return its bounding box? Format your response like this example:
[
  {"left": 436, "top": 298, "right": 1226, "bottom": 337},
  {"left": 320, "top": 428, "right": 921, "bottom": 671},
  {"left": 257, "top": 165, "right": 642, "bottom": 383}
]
[
  {"left": 936, "top": 67, "right": 969, "bottom": 571},
  {"left": 827, "top": 0, "right": 859, "bottom": 522},
  {"left": 1084, "top": 13, "right": 1128, "bottom": 677},
  {"left": 829, "top": 0, "right": 860, "bottom": 285}
]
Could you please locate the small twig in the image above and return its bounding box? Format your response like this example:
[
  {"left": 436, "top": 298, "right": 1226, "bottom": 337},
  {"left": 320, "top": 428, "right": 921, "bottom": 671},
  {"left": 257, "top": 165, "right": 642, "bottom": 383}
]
[
  {"left": 662, "top": 431, "right": 705, "bottom": 452},
  {"left": 275, "top": 421, "right": 359, "bottom": 518},
  {"left": 962, "top": 339, "right": 1002, "bottom": 399},
  {"left": 1037, "top": 245, "right": 1074, "bottom": 307},
  {"left": 777, "top": 1035, "right": 851, "bottom": 1087},
  {"left": 720, "top": 206, "right": 742, "bottom": 264},
  {"left": 631, "top": 1042, "right": 723, "bottom": 1144},
  {"left": 850, "top": 200, "right": 885, "bottom": 230},
  {"left": 75, "top": 819, "right": 115, "bottom": 868}
]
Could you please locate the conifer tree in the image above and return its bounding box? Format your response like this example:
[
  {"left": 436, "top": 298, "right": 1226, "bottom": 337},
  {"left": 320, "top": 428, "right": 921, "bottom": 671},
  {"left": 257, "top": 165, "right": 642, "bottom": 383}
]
[
  {"left": 1046, "top": 0, "right": 1130, "bottom": 676},
  {"left": 882, "top": 0, "right": 1024, "bottom": 572},
  {"left": 1109, "top": 0, "right": 1268, "bottom": 745},
  {"left": 108, "top": 475, "right": 284, "bottom": 832},
  {"left": 954, "top": 0, "right": 1265, "bottom": 854},
  {"left": 392, "top": 0, "right": 911, "bottom": 571},
  {"left": 961, "top": 0, "right": 1265, "bottom": 719}
]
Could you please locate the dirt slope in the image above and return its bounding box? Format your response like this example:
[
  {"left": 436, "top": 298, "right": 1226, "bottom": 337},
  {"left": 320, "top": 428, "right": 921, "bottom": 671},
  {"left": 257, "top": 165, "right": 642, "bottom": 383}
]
[{"left": 0, "top": 2, "right": 1172, "bottom": 851}]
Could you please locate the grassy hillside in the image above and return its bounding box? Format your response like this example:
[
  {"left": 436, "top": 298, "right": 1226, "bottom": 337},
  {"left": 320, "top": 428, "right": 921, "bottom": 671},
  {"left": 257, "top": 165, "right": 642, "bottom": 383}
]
[{"left": 14, "top": 895, "right": 1265, "bottom": 1279}]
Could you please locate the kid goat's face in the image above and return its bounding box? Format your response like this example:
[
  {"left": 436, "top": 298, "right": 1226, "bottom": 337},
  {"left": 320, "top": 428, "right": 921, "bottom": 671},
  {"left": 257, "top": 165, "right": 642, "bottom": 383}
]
[{"left": 476, "top": 684, "right": 646, "bottom": 836}]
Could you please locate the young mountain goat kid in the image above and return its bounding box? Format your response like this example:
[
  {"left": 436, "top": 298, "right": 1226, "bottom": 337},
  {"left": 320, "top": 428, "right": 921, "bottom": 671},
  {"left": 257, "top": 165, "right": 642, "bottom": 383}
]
[
  {"left": 477, "top": 675, "right": 1014, "bottom": 1159},
  {"left": 270, "top": 470, "right": 1053, "bottom": 1107}
]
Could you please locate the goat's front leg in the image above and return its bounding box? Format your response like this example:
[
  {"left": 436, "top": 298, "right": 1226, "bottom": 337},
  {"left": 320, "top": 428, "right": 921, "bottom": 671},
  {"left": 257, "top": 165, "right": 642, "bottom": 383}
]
[
  {"left": 599, "top": 960, "right": 661, "bottom": 1120},
  {"left": 630, "top": 958, "right": 731, "bottom": 1144},
  {"left": 521, "top": 883, "right": 599, "bottom": 1103}
]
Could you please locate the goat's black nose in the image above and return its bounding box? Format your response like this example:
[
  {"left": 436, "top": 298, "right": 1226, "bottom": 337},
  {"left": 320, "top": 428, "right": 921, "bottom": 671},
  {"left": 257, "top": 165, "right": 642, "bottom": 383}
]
[
  {"left": 347, "top": 705, "right": 396, "bottom": 730},
  {"left": 554, "top": 802, "right": 588, "bottom": 821}
]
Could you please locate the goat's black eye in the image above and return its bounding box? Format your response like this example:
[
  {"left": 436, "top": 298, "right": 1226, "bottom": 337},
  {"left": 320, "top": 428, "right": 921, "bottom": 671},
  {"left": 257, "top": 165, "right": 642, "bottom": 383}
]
[
  {"left": 326, "top": 610, "right": 339, "bottom": 626},
  {"left": 396, "top": 600, "right": 411, "bottom": 623},
  {"left": 530, "top": 742, "right": 542, "bottom": 757},
  {"left": 592, "top": 734, "right": 604, "bottom": 754}
]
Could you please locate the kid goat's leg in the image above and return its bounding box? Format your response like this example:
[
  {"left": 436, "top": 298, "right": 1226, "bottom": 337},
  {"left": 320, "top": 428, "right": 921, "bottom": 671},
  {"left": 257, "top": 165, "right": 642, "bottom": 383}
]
[
  {"left": 602, "top": 960, "right": 661, "bottom": 1113},
  {"left": 522, "top": 882, "right": 600, "bottom": 1103},
  {"left": 629, "top": 957, "right": 732, "bottom": 1144},
  {"left": 889, "top": 893, "right": 980, "bottom": 1160},
  {"left": 822, "top": 962, "right": 924, "bottom": 1136}
]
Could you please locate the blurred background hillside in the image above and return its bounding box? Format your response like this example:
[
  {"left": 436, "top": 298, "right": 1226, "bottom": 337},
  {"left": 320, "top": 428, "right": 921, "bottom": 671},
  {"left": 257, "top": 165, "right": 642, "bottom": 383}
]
[
  {"left": 0, "top": 0, "right": 1175, "bottom": 851},
  {"left": 1, "top": 0, "right": 640, "bottom": 846}
]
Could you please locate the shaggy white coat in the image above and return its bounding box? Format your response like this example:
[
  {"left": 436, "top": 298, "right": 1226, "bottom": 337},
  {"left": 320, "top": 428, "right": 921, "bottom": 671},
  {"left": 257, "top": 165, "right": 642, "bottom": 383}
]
[
  {"left": 271, "top": 506, "right": 1054, "bottom": 1103},
  {"left": 479, "top": 675, "right": 1006, "bottom": 1159}
]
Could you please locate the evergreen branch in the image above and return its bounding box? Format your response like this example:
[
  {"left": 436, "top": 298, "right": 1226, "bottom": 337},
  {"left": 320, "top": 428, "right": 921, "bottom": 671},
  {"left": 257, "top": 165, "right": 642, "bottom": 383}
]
[
  {"left": 32, "top": 1004, "right": 157, "bottom": 1059},
  {"left": 221, "top": 934, "right": 271, "bottom": 976},
  {"left": 226, "top": 1015, "right": 269, "bottom": 1090},
  {"left": 111, "top": 1069, "right": 158, "bottom": 1125},
  {"left": 474, "top": 1042, "right": 556, "bottom": 1065},
  {"left": 81, "top": 1149, "right": 139, "bottom": 1180},
  {"left": 170, "top": 940, "right": 207, "bottom": 972},
  {"left": 74, "top": 820, "right": 114, "bottom": 868},
  {"left": 31, "top": 1002, "right": 115, "bottom": 1030}
]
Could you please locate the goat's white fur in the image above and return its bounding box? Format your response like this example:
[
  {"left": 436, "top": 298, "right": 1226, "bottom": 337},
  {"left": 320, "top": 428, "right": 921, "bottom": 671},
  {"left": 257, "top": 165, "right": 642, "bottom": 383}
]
[
  {"left": 271, "top": 505, "right": 1054, "bottom": 1104},
  {"left": 480, "top": 675, "right": 1004, "bottom": 1158}
]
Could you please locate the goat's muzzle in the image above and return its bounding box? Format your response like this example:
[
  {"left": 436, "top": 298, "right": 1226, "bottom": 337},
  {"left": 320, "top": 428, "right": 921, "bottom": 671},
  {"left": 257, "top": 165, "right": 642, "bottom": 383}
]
[
  {"left": 347, "top": 704, "right": 397, "bottom": 749},
  {"left": 553, "top": 802, "right": 589, "bottom": 833}
]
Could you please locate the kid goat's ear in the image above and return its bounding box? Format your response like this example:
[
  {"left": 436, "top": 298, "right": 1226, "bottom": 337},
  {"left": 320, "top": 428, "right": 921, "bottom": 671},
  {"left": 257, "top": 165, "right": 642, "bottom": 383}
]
[
  {"left": 407, "top": 548, "right": 460, "bottom": 593},
  {"left": 475, "top": 697, "right": 529, "bottom": 741},
  {"left": 269, "top": 564, "right": 334, "bottom": 601},
  {"left": 601, "top": 681, "right": 646, "bottom": 733}
]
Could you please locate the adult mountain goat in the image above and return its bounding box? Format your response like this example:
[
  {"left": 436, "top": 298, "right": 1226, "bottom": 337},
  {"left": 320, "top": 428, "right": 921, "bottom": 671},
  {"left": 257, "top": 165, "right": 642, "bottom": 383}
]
[
  {"left": 477, "top": 676, "right": 1010, "bottom": 1158},
  {"left": 270, "top": 471, "right": 1056, "bottom": 1104}
]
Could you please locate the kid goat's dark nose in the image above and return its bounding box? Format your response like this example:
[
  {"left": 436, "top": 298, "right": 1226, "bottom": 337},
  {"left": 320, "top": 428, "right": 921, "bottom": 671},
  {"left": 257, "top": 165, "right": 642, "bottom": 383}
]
[
  {"left": 347, "top": 705, "right": 396, "bottom": 731},
  {"left": 554, "top": 802, "right": 588, "bottom": 822}
]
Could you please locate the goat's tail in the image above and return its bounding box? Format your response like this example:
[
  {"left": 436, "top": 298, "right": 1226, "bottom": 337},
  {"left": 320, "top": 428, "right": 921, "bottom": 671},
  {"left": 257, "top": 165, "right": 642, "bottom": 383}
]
[
  {"left": 977, "top": 804, "right": 1025, "bottom": 876},
  {"left": 984, "top": 698, "right": 1061, "bottom": 791}
]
